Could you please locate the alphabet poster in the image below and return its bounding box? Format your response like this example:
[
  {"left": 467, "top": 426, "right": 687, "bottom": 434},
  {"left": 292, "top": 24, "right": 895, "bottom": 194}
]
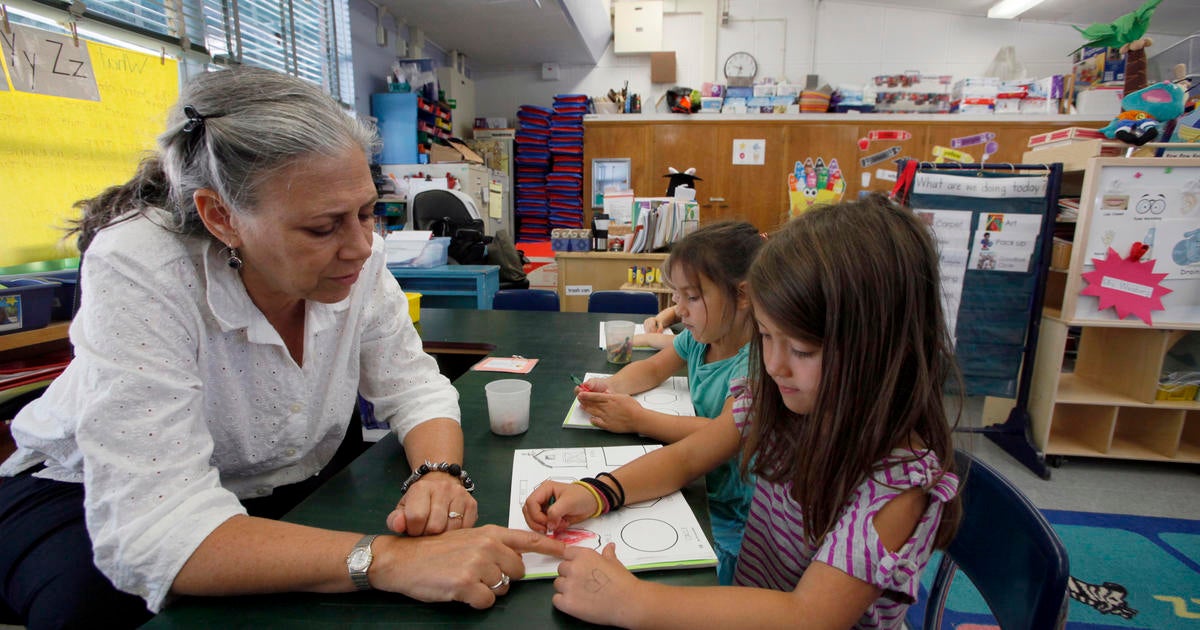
[{"left": 508, "top": 445, "right": 717, "bottom": 579}]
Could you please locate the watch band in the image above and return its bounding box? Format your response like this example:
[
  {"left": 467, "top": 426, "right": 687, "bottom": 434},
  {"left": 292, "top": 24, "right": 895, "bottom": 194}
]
[{"left": 346, "top": 534, "right": 378, "bottom": 591}]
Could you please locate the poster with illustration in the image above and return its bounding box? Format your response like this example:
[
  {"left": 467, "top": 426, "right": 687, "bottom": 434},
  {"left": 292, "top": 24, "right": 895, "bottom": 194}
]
[
  {"left": 1084, "top": 166, "right": 1200, "bottom": 280},
  {"left": 508, "top": 446, "right": 717, "bottom": 578},
  {"left": 967, "top": 212, "right": 1040, "bottom": 272}
]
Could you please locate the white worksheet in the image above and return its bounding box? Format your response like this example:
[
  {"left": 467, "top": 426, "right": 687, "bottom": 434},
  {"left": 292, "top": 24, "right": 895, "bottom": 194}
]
[
  {"left": 508, "top": 446, "right": 717, "bottom": 579},
  {"left": 598, "top": 322, "right": 674, "bottom": 350},
  {"left": 563, "top": 372, "right": 694, "bottom": 430}
]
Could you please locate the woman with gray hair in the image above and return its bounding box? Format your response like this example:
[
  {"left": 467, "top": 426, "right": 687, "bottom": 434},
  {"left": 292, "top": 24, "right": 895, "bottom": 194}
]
[{"left": 0, "top": 68, "right": 561, "bottom": 628}]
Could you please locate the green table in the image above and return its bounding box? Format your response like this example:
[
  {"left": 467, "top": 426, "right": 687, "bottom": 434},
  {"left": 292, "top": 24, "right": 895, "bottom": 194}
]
[{"left": 148, "top": 309, "right": 716, "bottom": 628}]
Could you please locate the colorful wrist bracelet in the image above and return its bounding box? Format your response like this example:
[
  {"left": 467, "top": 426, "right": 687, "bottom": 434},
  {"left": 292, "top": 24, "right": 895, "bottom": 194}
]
[
  {"left": 596, "top": 472, "right": 626, "bottom": 509},
  {"left": 572, "top": 480, "right": 606, "bottom": 518},
  {"left": 400, "top": 460, "right": 476, "bottom": 495}
]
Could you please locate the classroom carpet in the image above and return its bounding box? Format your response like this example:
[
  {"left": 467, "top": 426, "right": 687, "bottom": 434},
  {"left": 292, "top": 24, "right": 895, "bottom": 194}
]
[{"left": 905, "top": 509, "right": 1200, "bottom": 629}]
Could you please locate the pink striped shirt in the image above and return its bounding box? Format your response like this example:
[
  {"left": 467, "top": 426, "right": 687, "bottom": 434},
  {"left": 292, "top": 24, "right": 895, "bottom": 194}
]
[{"left": 729, "top": 379, "right": 959, "bottom": 629}]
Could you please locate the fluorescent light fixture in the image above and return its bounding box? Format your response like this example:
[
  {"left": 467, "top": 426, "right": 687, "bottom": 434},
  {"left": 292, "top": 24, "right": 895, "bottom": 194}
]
[{"left": 987, "top": 0, "right": 1046, "bottom": 19}]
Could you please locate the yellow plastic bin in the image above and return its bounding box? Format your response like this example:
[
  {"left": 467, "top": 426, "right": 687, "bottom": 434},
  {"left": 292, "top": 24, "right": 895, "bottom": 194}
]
[{"left": 405, "top": 292, "right": 422, "bottom": 323}]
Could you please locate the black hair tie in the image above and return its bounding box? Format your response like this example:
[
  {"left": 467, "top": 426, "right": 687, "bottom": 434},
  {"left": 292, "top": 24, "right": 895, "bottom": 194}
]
[{"left": 181, "top": 104, "right": 225, "bottom": 153}]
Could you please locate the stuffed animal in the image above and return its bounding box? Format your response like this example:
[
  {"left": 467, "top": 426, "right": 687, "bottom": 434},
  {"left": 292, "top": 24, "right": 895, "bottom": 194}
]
[
  {"left": 664, "top": 167, "right": 701, "bottom": 196},
  {"left": 1099, "top": 81, "right": 1186, "bottom": 145}
]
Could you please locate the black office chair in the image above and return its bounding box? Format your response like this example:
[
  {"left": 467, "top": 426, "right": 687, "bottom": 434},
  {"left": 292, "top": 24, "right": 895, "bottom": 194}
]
[
  {"left": 587, "top": 290, "right": 659, "bottom": 316},
  {"left": 410, "top": 189, "right": 490, "bottom": 265},
  {"left": 923, "top": 450, "right": 1070, "bottom": 630},
  {"left": 493, "top": 289, "right": 560, "bottom": 311}
]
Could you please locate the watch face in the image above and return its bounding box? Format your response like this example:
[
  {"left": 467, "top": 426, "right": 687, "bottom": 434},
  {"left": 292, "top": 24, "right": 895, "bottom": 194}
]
[
  {"left": 724, "top": 52, "right": 757, "bottom": 79},
  {"left": 348, "top": 547, "right": 372, "bottom": 570}
]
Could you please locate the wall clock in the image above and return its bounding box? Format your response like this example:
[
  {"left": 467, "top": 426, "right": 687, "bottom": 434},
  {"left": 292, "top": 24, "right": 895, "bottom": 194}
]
[{"left": 723, "top": 51, "right": 757, "bottom": 87}]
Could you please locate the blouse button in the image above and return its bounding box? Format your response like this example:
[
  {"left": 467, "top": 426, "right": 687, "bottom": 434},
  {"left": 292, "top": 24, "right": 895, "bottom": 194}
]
[
  {"left": 285, "top": 448, "right": 297, "bottom": 457},
  {"left": 290, "top": 403, "right": 303, "bottom": 413},
  {"left": 257, "top": 486, "right": 271, "bottom": 496}
]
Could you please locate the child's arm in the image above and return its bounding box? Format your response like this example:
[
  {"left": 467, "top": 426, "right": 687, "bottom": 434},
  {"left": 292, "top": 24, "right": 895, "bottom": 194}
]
[
  {"left": 630, "top": 332, "right": 675, "bottom": 350},
  {"left": 642, "top": 305, "right": 679, "bottom": 334},
  {"left": 549, "top": 487, "right": 931, "bottom": 629},
  {"left": 580, "top": 392, "right": 735, "bottom": 444}
]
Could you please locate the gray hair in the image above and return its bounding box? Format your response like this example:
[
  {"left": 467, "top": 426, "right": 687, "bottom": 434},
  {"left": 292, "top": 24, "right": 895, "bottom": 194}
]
[{"left": 71, "top": 67, "right": 378, "bottom": 252}]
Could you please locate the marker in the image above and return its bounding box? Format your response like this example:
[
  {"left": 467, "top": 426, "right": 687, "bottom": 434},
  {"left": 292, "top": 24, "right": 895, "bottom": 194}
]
[{"left": 570, "top": 374, "right": 592, "bottom": 392}]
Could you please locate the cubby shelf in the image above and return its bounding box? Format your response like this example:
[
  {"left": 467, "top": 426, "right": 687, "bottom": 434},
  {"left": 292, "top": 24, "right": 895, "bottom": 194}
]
[{"left": 1025, "top": 155, "right": 1200, "bottom": 465}]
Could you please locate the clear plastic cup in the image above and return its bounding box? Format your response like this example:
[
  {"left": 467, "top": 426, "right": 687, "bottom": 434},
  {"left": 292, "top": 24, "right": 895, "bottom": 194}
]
[
  {"left": 604, "top": 320, "right": 636, "bottom": 364},
  {"left": 485, "top": 379, "right": 532, "bottom": 436}
]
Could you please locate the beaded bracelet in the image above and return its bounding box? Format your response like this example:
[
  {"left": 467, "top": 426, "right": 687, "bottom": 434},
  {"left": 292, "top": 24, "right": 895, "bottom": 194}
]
[
  {"left": 572, "top": 480, "right": 606, "bottom": 519},
  {"left": 400, "top": 460, "right": 476, "bottom": 495}
]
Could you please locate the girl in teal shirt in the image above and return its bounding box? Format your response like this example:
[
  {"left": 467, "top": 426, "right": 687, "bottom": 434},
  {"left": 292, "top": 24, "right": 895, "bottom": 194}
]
[{"left": 575, "top": 221, "right": 763, "bottom": 584}]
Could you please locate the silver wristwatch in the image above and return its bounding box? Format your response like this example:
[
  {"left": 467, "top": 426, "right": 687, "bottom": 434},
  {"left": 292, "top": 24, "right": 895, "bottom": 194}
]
[{"left": 345, "top": 534, "right": 379, "bottom": 591}]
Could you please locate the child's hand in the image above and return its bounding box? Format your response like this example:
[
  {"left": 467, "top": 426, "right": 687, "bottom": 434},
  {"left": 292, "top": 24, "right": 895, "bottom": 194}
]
[
  {"left": 575, "top": 377, "right": 611, "bottom": 395},
  {"left": 552, "top": 543, "right": 640, "bottom": 626},
  {"left": 522, "top": 480, "right": 602, "bottom": 535},
  {"left": 577, "top": 391, "right": 641, "bottom": 434},
  {"left": 642, "top": 315, "right": 662, "bottom": 333}
]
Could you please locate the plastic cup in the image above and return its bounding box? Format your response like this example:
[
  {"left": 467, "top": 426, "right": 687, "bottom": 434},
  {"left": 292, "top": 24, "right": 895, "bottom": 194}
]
[
  {"left": 604, "top": 320, "right": 636, "bottom": 364},
  {"left": 485, "top": 379, "right": 532, "bottom": 436}
]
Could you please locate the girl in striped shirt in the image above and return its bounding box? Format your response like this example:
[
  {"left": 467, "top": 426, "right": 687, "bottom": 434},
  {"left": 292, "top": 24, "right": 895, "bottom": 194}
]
[{"left": 524, "top": 195, "right": 963, "bottom": 629}]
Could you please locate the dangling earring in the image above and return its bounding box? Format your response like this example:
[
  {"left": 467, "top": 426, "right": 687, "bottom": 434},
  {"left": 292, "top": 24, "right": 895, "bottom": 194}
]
[{"left": 223, "top": 245, "right": 243, "bottom": 270}]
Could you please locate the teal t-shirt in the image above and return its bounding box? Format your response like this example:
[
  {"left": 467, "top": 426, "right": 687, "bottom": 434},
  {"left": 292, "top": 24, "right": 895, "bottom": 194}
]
[{"left": 673, "top": 330, "right": 754, "bottom": 583}]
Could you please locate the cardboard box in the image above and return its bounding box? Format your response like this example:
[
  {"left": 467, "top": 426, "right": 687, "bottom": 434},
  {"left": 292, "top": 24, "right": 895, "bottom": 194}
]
[
  {"left": 650, "top": 52, "right": 676, "bottom": 84},
  {"left": 1027, "top": 126, "right": 1107, "bottom": 148},
  {"left": 523, "top": 257, "right": 558, "bottom": 292},
  {"left": 430, "top": 137, "right": 484, "bottom": 164}
]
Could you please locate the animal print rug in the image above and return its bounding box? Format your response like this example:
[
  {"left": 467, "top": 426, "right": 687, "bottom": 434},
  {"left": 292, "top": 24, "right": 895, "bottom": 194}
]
[{"left": 906, "top": 509, "right": 1200, "bottom": 629}]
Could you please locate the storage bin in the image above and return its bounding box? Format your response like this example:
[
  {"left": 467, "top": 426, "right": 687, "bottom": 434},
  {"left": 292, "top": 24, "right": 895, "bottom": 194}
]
[
  {"left": 39, "top": 270, "right": 80, "bottom": 320},
  {"left": 405, "top": 291, "right": 422, "bottom": 323},
  {"left": 389, "top": 236, "right": 450, "bottom": 268},
  {"left": 0, "top": 278, "right": 60, "bottom": 335}
]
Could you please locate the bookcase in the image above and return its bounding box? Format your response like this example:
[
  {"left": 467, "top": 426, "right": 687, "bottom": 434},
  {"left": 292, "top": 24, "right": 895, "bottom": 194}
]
[{"left": 1026, "top": 156, "right": 1200, "bottom": 464}]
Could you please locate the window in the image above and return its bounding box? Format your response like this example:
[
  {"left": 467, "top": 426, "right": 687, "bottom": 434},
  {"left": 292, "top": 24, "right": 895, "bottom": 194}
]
[{"left": 18, "top": 0, "right": 354, "bottom": 106}]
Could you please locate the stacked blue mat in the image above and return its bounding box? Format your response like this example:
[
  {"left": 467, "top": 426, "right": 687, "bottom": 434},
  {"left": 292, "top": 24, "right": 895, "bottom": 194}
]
[
  {"left": 547, "top": 94, "right": 588, "bottom": 231},
  {"left": 514, "top": 104, "right": 552, "bottom": 243}
]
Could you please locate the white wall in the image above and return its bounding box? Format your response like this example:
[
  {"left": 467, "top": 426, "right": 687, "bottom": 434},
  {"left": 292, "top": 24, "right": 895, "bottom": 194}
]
[{"left": 471, "top": 0, "right": 1183, "bottom": 121}]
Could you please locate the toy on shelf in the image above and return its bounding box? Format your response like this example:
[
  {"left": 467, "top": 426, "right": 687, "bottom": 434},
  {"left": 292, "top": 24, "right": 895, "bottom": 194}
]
[
  {"left": 1099, "top": 80, "right": 1186, "bottom": 145},
  {"left": 1073, "top": 0, "right": 1162, "bottom": 97},
  {"left": 663, "top": 167, "right": 701, "bottom": 197}
]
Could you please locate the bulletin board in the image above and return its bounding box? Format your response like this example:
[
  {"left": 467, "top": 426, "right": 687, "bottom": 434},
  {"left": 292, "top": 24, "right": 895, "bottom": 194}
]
[
  {"left": 1063, "top": 158, "right": 1200, "bottom": 328},
  {"left": 0, "top": 23, "right": 178, "bottom": 267}
]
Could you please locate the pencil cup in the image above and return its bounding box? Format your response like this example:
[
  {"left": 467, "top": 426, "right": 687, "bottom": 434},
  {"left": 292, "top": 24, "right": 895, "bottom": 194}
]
[
  {"left": 604, "top": 320, "right": 636, "bottom": 364},
  {"left": 485, "top": 379, "right": 532, "bottom": 436}
]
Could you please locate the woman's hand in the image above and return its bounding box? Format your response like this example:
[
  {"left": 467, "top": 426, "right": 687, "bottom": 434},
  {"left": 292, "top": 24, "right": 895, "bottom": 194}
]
[
  {"left": 553, "top": 543, "right": 641, "bottom": 626},
  {"left": 387, "top": 472, "right": 478, "bottom": 535},
  {"left": 522, "top": 480, "right": 602, "bottom": 535},
  {"left": 577, "top": 391, "right": 642, "bottom": 434},
  {"left": 373, "top": 525, "right": 565, "bottom": 609},
  {"left": 574, "top": 376, "right": 612, "bottom": 395}
]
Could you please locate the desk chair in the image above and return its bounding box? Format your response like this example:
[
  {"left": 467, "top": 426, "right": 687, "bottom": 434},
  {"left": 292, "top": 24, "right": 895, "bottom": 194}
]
[
  {"left": 410, "top": 189, "right": 481, "bottom": 231},
  {"left": 493, "top": 289, "right": 560, "bottom": 311},
  {"left": 587, "top": 290, "right": 659, "bottom": 316},
  {"left": 923, "top": 450, "right": 1069, "bottom": 630}
]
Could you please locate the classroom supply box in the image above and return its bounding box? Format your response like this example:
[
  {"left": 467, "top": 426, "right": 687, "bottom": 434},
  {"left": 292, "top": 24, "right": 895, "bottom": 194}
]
[
  {"left": 0, "top": 278, "right": 59, "bottom": 335},
  {"left": 387, "top": 236, "right": 450, "bottom": 268}
]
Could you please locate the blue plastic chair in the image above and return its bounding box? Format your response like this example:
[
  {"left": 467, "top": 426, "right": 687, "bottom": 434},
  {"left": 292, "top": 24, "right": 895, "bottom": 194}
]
[
  {"left": 923, "top": 450, "right": 1070, "bottom": 630},
  {"left": 493, "top": 289, "right": 560, "bottom": 312},
  {"left": 587, "top": 290, "right": 659, "bottom": 316}
]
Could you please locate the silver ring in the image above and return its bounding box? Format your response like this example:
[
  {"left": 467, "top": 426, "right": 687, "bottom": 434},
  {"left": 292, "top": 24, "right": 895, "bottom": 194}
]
[
  {"left": 488, "top": 573, "right": 510, "bottom": 590},
  {"left": 448, "top": 511, "right": 463, "bottom": 519}
]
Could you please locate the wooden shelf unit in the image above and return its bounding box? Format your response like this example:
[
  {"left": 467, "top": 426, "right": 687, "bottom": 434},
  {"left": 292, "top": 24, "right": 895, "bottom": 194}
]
[{"left": 1025, "top": 155, "right": 1200, "bottom": 465}]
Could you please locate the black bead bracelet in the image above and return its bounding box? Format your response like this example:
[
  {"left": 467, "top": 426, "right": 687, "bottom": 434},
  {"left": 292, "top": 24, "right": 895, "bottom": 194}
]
[{"left": 400, "top": 460, "right": 476, "bottom": 494}]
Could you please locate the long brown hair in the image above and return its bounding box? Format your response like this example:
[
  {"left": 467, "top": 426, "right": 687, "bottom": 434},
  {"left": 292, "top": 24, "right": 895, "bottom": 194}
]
[
  {"left": 742, "top": 194, "right": 962, "bottom": 547},
  {"left": 662, "top": 220, "right": 763, "bottom": 331}
]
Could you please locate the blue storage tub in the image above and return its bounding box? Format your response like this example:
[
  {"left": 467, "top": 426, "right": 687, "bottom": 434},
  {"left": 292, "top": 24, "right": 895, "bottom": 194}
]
[
  {"left": 0, "top": 278, "right": 60, "bottom": 335},
  {"left": 38, "top": 270, "right": 81, "bottom": 320}
]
